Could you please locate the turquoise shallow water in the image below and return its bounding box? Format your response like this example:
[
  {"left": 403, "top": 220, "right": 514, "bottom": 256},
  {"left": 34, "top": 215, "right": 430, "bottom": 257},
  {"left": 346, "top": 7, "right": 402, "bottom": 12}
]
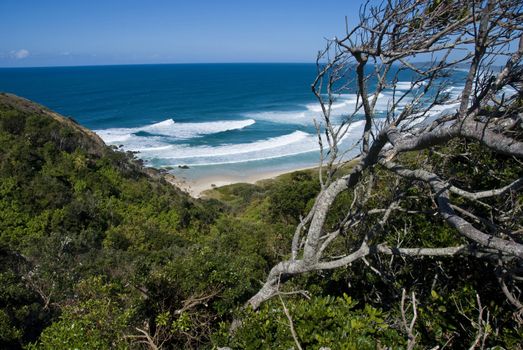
[{"left": 0, "top": 63, "right": 467, "bottom": 180}]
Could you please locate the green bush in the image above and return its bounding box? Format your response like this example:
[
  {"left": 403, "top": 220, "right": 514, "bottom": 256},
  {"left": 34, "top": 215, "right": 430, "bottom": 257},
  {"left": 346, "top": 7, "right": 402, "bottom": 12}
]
[
  {"left": 28, "top": 277, "right": 135, "bottom": 350},
  {"left": 219, "top": 294, "right": 404, "bottom": 349}
]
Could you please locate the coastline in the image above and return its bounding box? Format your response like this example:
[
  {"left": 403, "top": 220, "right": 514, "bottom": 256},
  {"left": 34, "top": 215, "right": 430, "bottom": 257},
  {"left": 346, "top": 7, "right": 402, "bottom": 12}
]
[{"left": 164, "top": 165, "right": 316, "bottom": 198}]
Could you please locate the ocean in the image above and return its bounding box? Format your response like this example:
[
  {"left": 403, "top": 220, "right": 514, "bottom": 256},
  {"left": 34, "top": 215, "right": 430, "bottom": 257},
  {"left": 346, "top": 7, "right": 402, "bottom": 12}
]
[{"left": 0, "top": 63, "right": 467, "bottom": 181}]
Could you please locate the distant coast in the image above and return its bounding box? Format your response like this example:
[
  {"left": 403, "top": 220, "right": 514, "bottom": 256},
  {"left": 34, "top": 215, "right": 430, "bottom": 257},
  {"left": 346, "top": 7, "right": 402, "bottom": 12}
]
[{"left": 165, "top": 165, "right": 316, "bottom": 197}]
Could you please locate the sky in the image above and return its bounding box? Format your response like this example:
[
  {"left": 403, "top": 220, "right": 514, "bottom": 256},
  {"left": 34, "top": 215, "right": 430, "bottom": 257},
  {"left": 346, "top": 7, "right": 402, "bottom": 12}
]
[{"left": 0, "top": 0, "right": 363, "bottom": 67}]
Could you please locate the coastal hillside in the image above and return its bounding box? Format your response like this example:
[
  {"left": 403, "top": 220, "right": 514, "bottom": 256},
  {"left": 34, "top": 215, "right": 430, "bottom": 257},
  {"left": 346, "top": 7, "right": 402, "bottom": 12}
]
[
  {"left": 2, "top": 0, "right": 522, "bottom": 348},
  {"left": 0, "top": 93, "right": 107, "bottom": 157},
  {"left": 1, "top": 94, "right": 522, "bottom": 349},
  {"left": 0, "top": 93, "right": 319, "bottom": 349},
  {"left": 0, "top": 93, "right": 221, "bottom": 348}
]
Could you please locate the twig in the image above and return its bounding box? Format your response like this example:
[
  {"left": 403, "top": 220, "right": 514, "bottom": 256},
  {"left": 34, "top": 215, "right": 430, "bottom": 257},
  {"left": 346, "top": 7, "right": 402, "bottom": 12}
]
[{"left": 279, "top": 295, "right": 303, "bottom": 350}]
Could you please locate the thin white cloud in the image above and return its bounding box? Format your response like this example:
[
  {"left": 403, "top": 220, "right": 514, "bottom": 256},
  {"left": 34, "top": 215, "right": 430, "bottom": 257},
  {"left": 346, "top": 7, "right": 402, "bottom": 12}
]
[{"left": 10, "top": 49, "right": 30, "bottom": 59}]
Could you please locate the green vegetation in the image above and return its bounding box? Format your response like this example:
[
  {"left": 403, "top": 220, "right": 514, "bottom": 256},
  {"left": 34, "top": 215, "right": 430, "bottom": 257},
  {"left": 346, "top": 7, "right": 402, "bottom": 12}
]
[
  {"left": 218, "top": 295, "right": 404, "bottom": 349},
  {"left": 0, "top": 93, "right": 522, "bottom": 349}
]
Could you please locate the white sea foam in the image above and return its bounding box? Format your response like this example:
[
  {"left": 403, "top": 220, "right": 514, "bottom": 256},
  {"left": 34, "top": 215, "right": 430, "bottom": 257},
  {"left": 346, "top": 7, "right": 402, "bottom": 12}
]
[
  {"left": 304, "top": 87, "right": 422, "bottom": 115},
  {"left": 393, "top": 81, "right": 427, "bottom": 90},
  {"left": 304, "top": 94, "right": 357, "bottom": 114},
  {"left": 502, "top": 86, "right": 517, "bottom": 97},
  {"left": 136, "top": 130, "right": 319, "bottom": 166},
  {"left": 161, "top": 120, "right": 370, "bottom": 167},
  {"left": 113, "top": 117, "right": 371, "bottom": 166},
  {"left": 96, "top": 82, "right": 469, "bottom": 168},
  {"left": 247, "top": 82, "right": 462, "bottom": 128},
  {"left": 96, "top": 118, "right": 256, "bottom": 144},
  {"left": 244, "top": 110, "right": 317, "bottom": 125},
  {"left": 405, "top": 101, "right": 461, "bottom": 130},
  {"left": 247, "top": 95, "right": 361, "bottom": 125}
]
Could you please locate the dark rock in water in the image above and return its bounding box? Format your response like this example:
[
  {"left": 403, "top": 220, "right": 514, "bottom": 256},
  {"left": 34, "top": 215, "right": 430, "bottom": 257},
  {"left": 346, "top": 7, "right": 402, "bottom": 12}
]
[{"left": 178, "top": 165, "right": 190, "bottom": 169}]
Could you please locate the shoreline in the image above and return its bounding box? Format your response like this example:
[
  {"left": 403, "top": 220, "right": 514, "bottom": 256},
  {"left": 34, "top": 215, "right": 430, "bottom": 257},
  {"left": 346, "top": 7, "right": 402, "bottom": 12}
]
[{"left": 164, "top": 165, "right": 315, "bottom": 198}]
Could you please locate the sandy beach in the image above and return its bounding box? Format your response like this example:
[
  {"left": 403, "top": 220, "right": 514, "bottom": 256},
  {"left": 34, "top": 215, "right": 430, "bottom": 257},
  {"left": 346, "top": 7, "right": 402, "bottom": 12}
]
[{"left": 165, "top": 166, "right": 315, "bottom": 198}]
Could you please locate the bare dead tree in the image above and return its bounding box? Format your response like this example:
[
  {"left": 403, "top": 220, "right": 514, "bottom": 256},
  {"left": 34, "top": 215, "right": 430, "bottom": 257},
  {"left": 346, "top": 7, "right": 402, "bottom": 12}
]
[{"left": 247, "top": 0, "right": 523, "bottom": 311}]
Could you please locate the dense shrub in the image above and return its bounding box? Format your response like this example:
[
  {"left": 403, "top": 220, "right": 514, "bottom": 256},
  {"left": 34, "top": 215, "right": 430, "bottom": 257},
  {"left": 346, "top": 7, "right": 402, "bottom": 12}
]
[{"left": 1, "top": 95, "right": 521, "bottom": 348}]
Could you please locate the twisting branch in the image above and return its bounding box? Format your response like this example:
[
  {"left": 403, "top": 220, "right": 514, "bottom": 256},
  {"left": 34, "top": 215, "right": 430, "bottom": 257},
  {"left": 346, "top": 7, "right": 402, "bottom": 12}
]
[
  {"left": 247, "top": 0, "right": 523, "bottom": 311},
  {"left": 380, "top": 160, "right": 523, "bottom": 257}
]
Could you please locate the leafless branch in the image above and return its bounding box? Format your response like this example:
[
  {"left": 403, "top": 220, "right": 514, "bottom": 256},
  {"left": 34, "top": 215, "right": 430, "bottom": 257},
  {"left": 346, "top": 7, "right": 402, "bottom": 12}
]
[
  {"left": 401, "top": 288, "right": 418, "bottom": 350},
  {"left": 247, "top": 0, "right": 523, "bottom": 311},
  {"left": 279, "top": 295, "right": 303, "bottom": 350}
]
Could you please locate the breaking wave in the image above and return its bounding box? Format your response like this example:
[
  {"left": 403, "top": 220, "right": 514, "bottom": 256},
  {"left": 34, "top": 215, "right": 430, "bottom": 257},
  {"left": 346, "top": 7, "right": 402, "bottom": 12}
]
[
  {"left": 96, "top": 118, "right": 256, "bottom": 143},
  {"left": 94, "top": 81, "right": 468, "bottom": 168},
  {"left": 137, "top": 130, "right": 320, "bottom": 166}
]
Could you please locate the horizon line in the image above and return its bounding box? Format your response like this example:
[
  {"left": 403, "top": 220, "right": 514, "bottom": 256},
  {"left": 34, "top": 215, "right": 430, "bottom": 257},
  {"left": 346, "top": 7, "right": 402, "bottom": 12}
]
[
  {"left": 0, "top": 61, "right": 320, "bottom": 69},
  {"left": 0, "top": 59, "right": 445, "bottom": 70}
]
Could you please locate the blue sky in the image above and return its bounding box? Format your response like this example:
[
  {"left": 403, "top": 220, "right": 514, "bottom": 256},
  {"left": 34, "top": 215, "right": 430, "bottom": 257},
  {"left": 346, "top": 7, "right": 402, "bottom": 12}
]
[{"left": 0, "top": 0, "right": 362, "bottom": 67}]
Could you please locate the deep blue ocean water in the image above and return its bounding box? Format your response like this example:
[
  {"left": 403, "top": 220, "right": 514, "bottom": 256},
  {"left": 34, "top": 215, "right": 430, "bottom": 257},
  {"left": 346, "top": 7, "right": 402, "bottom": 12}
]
[{"left": 0, "top": 63, "right": 467, "bottom": 180}]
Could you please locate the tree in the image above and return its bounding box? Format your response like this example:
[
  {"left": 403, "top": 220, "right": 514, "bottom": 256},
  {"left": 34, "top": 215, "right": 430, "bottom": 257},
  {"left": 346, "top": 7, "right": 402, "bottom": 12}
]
[{"left": 247, "top": 0, "right": 523, "bottom": 311}]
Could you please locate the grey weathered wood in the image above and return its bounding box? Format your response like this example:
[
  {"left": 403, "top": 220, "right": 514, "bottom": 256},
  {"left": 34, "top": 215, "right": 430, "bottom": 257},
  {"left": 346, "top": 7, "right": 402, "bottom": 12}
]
[{"left": 247, "top": 0, "right": 523, "bottom": 310}]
